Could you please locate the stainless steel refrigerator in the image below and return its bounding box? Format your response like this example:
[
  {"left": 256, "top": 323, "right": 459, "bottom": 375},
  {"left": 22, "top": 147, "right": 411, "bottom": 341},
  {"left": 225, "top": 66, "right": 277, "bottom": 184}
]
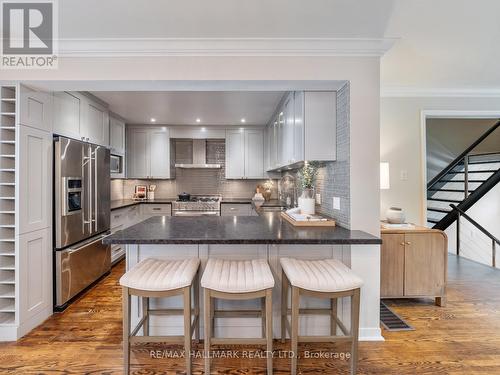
[{"left": 54, "top": 136, "right": 111, "bottom": 309}]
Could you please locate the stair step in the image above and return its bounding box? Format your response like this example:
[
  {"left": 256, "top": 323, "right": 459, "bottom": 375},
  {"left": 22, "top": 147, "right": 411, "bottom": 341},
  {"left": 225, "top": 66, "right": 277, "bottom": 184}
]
[
  {"left": 428, "top": 188, "right": 475, "bottom": 193},
  {"left": 427, "top": 207, "right": 452, "bottom": 213},
  {"left": 438, "top": 179, "right": 485, "bottom": 183},
  {"left": 427, "top": 218, "right": 440, "bottom": 224},
  {"left": 428, "top": 197, "right": 462, "bottom": 203},
  {"left": 446, "top": 170, "right": 497, "bottom": 174}
]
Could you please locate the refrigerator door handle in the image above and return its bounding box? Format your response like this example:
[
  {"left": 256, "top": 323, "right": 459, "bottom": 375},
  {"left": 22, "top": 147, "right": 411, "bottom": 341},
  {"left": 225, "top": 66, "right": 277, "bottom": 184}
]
[
  {"left": 83, "top": 145, "right": 93, "bottom": 233},
  {"left": 94, "top": 146, "right": 99, "bottom": 232}
]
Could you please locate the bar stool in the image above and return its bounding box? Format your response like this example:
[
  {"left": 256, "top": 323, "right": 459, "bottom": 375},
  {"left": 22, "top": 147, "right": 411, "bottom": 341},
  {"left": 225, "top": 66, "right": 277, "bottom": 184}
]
[
  {"left": 201, "top": 258, "right": 275, "bottom": 374},
  {"left": 120, "top": 257, "right": 201, "bottom": 375},
  {"left": 280, "top": 258, "right": 363, "bottom": 375}
]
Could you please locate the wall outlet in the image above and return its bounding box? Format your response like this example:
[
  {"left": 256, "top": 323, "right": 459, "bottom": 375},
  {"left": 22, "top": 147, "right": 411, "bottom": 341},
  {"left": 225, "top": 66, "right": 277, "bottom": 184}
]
[
  {"left": 333, "top": 197, "right": 341, "bottom": 210},
  {"left": 315, "top": 193, "right": 321, "bottom": 205},
  {"left": 400, "top": 170, "right": 408, "bottom": 181}
]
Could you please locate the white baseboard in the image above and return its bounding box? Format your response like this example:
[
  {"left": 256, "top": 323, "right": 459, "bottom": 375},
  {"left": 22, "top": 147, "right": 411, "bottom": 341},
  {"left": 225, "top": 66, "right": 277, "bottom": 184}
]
[
  {"left": 17, "top": 306, "right": 53, "bottom": 338},
  {"left": 359, "top": 327, "right": 384, "bottom": 341},
  {"left": 0, "top": 325, "right": 19, "bottom": 342}
]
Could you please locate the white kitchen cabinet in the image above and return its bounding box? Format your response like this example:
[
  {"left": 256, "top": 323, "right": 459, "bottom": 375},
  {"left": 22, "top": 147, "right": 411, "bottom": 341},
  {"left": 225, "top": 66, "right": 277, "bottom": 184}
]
[
  {"left": 19, "top": 85, "right": 53, "bottom": 132},
  {"left": 109, "top": 115, "right": 126, "bottom": 154},
  {"left": 53, "top": 92, "right": 82, "bottom": 140},
  {"left": 225, "top": 129, "right": 245, "bottom": 179},
  {"left": 265, "top": 91, "right": 336, "bottom": 171},
  {"left": 18, "top": 227, "right": 52, "bottom": 335},
  {"left": 244, "top": 129, "right": 264, "bottom": 179},
  {"left": 126, "top": 127, "right": 172, "bottom": 179},
  {"left": 293, "top": 91, "right": 305, "bottom": 163},
  {"left": 18, "top": 125, "right": 52, "bottom": 235},
  {"left": 141, "top": 204, "right": 172, "bottom": 220},
  {"left": 221, "top": 203, "right": 253, "bottom": 216},
  {"left": 149, "top": 128, "right": 171, "bottom": 178},
  {"left": 83, "top": 98, "right": 109, "bottom": 147},
  {"left": 226, "top": 128, "right": 265, "bottom": 179}
]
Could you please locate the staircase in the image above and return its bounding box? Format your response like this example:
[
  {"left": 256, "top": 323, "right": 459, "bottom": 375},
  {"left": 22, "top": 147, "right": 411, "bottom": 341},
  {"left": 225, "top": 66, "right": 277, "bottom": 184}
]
[{"left": 427, "top": 121, "right": 500, "bottom": 230}]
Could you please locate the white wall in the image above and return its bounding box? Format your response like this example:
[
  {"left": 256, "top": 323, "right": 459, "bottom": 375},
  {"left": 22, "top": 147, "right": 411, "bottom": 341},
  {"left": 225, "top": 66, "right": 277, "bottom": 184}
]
[
  {"left": 445, "top": 183, "right": 500, "bottom": 269},
  {"left": 380, "top": 96, "right": 500, "bottom": 225},
  {"left": 2, "top": 54, "right": 383, "bottom": 341}
]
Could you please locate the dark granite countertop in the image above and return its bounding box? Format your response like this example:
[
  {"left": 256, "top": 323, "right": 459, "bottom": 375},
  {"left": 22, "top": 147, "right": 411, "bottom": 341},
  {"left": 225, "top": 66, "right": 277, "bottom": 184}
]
[
  {"left": 103, "top": 212, "right": 381, "bottom": 245},
  {"left": 222, "top": 198, "right": 286, "bottom": 207},
  {"left": 111, "top": 199, "right": 175, "bottom": 211}
]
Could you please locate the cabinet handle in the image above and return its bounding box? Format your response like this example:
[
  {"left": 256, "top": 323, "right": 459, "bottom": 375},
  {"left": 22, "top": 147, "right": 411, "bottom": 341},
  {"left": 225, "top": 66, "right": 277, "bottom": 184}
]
[
  {"left": 406, "top": 241, "right": 412, "bottom": 245},
  {"left": 400, "top": 242, "right": 405, "bottom": 246},
  {"left": 152, "top": 208, "right": 161, "bottom": 211}
]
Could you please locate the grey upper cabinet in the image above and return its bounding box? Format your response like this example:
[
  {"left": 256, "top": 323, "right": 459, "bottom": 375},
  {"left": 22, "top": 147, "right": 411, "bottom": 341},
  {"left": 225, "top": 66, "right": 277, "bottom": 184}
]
[
  {"left": 109, "top": 115, "right": 126, "bottom": 154},
  {"left": 126, "top": 126, "right": 172, "bottom": 179},
  {"left": 53, "top": 92, "right": 82, "bottom": 140},
  {"left": 19, "top": 85, "right": 53, "bottom": 133},
  {"left": 53, "top": 92, "right": 110, "bottom": 147},
  {"left": 226, "top": 128, "right": 265, "bottom": 179},
  {"left": 266, "top": 91, "right": 336, "bottom": 171}
]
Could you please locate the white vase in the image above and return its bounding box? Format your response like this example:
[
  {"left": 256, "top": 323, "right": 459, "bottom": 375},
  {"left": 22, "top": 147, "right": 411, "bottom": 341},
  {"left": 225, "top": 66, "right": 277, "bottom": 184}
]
[
  {"left": 298, "top": 197, "right": 315, "bottom": 214},
  {"left": 386, "top": 207, "right": 406, "bottom": 224}
]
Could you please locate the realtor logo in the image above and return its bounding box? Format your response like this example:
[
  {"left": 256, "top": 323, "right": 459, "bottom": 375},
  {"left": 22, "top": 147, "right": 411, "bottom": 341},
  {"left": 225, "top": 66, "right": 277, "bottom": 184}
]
[{"left": 1, "top": 0, "right": 58, "bottom": 69}]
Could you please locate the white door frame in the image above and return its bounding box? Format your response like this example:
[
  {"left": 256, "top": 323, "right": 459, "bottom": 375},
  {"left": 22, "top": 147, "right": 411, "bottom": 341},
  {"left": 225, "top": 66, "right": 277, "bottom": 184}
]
[{"left": 419, "top": 110, "right": 500, "bottom": 225}]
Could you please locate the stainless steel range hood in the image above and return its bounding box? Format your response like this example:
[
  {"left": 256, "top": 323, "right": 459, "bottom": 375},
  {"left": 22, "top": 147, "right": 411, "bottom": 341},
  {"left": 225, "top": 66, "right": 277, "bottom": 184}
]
[{"left": 174, "top": 139, "right": 221, "bottom": 169}]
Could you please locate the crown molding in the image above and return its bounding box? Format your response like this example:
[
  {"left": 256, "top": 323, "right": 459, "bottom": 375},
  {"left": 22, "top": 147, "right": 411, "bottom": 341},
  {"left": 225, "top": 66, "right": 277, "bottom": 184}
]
[
  {"left": 57, "top": 37, "right": 396, "bottom": 58},
  {"left": 381, "top": 86, "right": 500, "bottom": 98}
]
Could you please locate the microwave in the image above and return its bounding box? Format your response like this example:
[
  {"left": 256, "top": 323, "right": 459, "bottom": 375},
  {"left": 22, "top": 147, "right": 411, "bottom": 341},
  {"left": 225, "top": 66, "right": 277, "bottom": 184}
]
[{"left": 110, "top": 154, "right": 124, "bottom": 177}]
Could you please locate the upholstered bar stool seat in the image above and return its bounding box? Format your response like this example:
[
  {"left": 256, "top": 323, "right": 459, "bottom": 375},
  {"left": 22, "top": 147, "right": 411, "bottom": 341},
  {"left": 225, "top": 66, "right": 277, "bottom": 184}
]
[
  {"left": 280, "top": 258, "right": 363, "bottom": 293},
  {"left": 120, "top": 257, "right": 200, "bottom": 291},
  {"left": 280, "top": 257, "right": 363, "bottom": 375},
  {"left": 201, "top": 258, "right": 275, "bottom": 374},
  {"left": 121, "top": 257, "right": 201, "bottom": 375},
  {"left": 201, "top": 258, "right": 275, "bottom": 293}
]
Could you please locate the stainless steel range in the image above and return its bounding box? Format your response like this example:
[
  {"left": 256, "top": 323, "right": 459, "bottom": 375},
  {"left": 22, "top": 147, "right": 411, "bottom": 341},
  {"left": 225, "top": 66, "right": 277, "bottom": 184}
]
[{"left": 172, "top": 195, "right": 221, "bottom": 216}]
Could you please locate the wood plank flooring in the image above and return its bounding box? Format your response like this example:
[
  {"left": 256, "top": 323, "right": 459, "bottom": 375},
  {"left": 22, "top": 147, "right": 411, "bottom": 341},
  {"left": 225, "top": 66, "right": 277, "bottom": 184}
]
[{"left": 1, "top": 255, "right": 500, "bottom": 374}]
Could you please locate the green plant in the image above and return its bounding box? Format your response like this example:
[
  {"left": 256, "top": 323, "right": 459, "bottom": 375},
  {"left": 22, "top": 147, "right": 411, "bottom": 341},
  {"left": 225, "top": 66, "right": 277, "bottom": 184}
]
[{"left": 297, "top": 161, "right": 320, "bottom": 190}]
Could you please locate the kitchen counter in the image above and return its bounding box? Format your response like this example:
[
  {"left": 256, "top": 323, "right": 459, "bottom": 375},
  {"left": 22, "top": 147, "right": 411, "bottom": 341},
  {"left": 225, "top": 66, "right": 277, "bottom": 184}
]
[
  {"left": 110, "top": 198, "right": 175, "bottom": 211},
  {"left": 103, "top": 212, "right": 381, "bottom": 245}
]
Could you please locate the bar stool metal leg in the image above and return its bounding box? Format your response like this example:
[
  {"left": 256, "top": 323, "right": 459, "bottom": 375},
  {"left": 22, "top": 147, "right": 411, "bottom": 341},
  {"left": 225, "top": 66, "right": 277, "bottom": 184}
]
[
  {"left": 142, "top": 297, "right": 149, "bottom": 336},
  {"left": 330, "top": 298, "right": 337, "bottom": 336},
  {"left": 204, "top": 288, "right": 211, "bottom": 375},
  {"left": 194, "top": 269, "right": 200, "bottom": 342},
  {"left": 350, "top": 288, "right": 360, "bottom": 375},
  {"left": 122, "top": 287, "right": 131, "bottom": 375}
]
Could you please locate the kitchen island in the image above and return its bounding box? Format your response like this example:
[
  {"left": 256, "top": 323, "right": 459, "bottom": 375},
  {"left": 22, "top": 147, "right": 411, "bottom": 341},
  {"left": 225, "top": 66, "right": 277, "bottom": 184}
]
[{"left": 104, "top": 213, "right": 381, "bottom": 339}]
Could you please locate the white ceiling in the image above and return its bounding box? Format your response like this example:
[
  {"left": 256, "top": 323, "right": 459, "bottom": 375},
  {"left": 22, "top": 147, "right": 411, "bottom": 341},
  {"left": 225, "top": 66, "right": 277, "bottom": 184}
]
[
  {"left": 91, "top": 91, "right": 285, "bottom": 125},
  {"left": 60, "top": 0, "right": 393, "bottom": 39},
  {"left": 381, "top": 0, "right": 500, "bottom": 90}
]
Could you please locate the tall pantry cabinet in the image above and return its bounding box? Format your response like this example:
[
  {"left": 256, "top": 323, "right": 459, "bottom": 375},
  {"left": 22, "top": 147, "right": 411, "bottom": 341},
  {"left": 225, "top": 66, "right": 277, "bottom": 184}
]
[{"left": 0, "top": 84, "right": 53, "bottom": 341}]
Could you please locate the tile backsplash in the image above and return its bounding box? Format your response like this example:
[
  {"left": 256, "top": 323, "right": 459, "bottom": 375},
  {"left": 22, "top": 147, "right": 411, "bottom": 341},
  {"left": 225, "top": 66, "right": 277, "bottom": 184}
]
[{"left": 111, "top": 139, "right": 277, "bottom": 200}]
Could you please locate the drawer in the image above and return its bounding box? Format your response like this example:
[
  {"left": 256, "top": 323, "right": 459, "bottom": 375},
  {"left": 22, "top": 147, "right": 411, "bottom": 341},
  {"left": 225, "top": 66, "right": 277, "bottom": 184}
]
[
  {"left": 111, "top": 244, "right": 125, "bottom": 264},
  {"left": 111, "top": 210, "right": 127, "bottom": 229},
  {"left": 221, "top": 203, "right": 252, "bottom": 216},
  {"left": 142, "top": 204, "right": 172, "bottom": 216}
]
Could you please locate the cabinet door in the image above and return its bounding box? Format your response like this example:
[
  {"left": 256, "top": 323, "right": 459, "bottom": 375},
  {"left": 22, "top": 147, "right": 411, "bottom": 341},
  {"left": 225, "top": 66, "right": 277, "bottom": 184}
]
[
  {"left": 109, "top": 116, "right": 125, "bottom": 154},
  {"left": 84, "top": 99, "right": 109, "bottom": 146},
  {"left": 404, "top": 233, "right": 446, "bottom": 296},
  {"left": 53, "top": 92, "right": 82, "bottom": 140},
  {"left": 18, "top": 125, "right": 52, "bottom": 234},
  {"left": 281, "top": 94, "right": 295, "bottom": 165},
  {"left": 18, "top": 228, "right": 52, "bottom": 329},
  {"left": 304, "top": 91, "right": 336, "bottom": 161},
  {"left": 380, "top": 234, "right": 405, "bottom": 297},
  {"left": 276, "top": 110, "right": 285, "bottom": 168},
  {"left": 225, "top": 130, "right": 245, "bottom": 179},
  {"left": 221, "top": 203, "right": 252, "bottom": 216},
  {"left": 126, "top": 129, "right": 149, "bottom": 178},
  {"left": 149, "top": 128, "right": 170, "bottom": 178},
  {"left": 293, "top": 91, "right": 305, "bottom": 162},
  {"left": 19, "top": 85, "right": 53, "bottom": 132},
  {"left": 244, "top": 129, "right": 264, "bottom": 179}
]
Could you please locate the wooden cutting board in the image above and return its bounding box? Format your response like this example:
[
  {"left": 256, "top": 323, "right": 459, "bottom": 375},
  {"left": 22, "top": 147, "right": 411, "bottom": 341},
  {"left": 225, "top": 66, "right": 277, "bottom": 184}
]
[{"left": 280, "top": 212, "right": 336, "bottom": 227}]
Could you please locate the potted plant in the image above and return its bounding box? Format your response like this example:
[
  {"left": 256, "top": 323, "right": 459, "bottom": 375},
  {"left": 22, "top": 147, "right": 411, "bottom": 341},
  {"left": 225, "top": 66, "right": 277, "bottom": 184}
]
[
  {"left": 297, "top": 161, "right": 319, "bottom": 214},
  {"left": 262, "top": 180, "right": 274, "bottom": 201}
]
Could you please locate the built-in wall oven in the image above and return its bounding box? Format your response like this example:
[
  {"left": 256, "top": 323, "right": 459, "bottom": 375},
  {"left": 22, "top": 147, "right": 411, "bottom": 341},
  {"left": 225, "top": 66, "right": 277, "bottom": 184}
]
[
  {"left": 110, "top": 153, "right": 124, "bottom": 178},
  {"left": 54, "top": 136, "right": 111, "bottom": 310}
]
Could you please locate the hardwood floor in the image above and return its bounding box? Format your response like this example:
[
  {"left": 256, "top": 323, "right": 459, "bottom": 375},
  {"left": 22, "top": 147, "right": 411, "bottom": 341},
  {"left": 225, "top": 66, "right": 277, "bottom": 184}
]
[{"left": 1, "top": 255, "right": 500, "bottom": 374}]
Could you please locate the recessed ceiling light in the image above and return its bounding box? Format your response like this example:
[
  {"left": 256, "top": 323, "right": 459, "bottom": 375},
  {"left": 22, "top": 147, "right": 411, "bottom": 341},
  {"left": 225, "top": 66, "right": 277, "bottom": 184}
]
[
  {"left": 196, "top": 118, "right": 201, "bottom": 123},
  {"left": 240, "top": 118, "right": 246, "bottom": 123},
  {"left": 150, "top": 118, "right": 156, "bottom": 123}
]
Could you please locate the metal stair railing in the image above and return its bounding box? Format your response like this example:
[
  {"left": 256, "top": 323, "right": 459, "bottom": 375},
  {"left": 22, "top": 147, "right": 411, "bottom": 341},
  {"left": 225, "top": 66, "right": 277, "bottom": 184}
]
[{"left": 450, "top": 204, "right": 500, "bottom": 268}]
